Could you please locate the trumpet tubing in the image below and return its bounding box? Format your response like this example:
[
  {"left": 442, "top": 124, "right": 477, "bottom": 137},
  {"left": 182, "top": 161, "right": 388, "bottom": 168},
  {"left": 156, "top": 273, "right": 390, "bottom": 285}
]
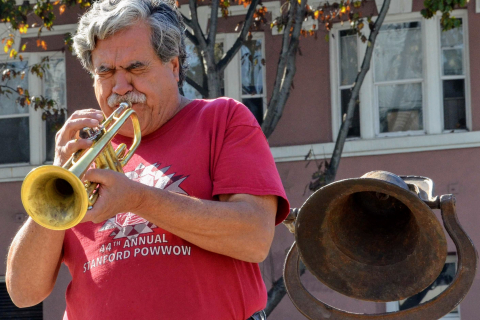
[{"left": 21, "top": 102, "right": 141, "bottom": 230}]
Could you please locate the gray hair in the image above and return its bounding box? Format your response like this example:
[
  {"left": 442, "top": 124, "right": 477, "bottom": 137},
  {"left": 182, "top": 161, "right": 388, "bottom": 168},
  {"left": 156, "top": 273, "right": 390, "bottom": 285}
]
[{"left": 73, "top": 0, "right": 188, "bottom": 87}]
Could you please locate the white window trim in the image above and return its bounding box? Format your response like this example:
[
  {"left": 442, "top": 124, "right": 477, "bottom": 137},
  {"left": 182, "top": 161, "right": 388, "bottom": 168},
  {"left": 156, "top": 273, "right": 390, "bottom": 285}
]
[
  {"left": 0, "top": 51, "right": 67, "bottom": 182},
  {"left": 307, "top": 9, "right": 471, "bottom": 164},
  {"left": 477, "top": 0, "right": 480, "bottom": 13},
  {"left": 385, "top": 255, "right": 460, "bottom": 319},
  {"left": 270, "top": 130, "right": 480, "bottom": 162}
]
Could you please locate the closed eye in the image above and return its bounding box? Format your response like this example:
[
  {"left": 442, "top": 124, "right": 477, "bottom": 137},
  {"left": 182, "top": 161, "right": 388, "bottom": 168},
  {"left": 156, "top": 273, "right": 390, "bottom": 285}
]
[
  {"left": 125, "top": 61, "right": 148, "bottom": 72},
  {"left": 96, "top": 65, "right": 114, "bottom": 75}
]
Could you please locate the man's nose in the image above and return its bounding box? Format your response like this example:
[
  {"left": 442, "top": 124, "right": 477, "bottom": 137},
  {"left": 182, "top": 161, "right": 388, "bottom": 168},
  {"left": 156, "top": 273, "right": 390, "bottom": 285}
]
[{"left": 112, "top": 70, "right": 133, "bottom": 96}]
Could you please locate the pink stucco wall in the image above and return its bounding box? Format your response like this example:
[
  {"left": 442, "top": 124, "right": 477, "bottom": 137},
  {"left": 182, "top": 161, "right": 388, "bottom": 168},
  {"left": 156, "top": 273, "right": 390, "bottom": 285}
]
[
  {"left": 270, "top": 145, "right": 480, "bottom": 319},
  {"left": 2, "top": 1, "right": 480, "bottom": 319}
]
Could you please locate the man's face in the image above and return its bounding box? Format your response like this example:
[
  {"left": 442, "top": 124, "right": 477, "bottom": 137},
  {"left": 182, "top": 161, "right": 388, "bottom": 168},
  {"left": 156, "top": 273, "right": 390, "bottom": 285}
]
[{"left": 91, "top": 21, "right": 181, "bottom": 137}]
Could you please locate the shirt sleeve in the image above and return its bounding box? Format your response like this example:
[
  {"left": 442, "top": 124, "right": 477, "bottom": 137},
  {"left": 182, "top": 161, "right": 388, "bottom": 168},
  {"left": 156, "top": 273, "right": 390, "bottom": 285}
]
[{"left": 211, "top": 100, "right": 290, "bottom": 225}]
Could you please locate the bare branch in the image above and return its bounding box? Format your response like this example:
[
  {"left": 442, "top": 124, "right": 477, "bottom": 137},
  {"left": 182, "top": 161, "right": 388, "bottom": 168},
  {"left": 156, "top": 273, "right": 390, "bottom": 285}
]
[
  {"left": 217, "top": 0, "right": 261, "bottom": 74},
  {"left": 185, "top": 76, "right": 208, "bottom": 98},
  {"left": 207, "top": 0, "right": 220, "bottom": 48},
  {"left": 188, "top": 0, "right": 208, "bottom": 50},
  {"left": 181, "top": 12, "right": 193, "bottom": 29},
  {"left": 325, "top": 0, "right": 392, "bottom": 184},
  {"left": 185, "top": 29, "right": 199, "bottom": 46},
  {"left": 262, "top": 0, "right": 306, "bottom": 138}
]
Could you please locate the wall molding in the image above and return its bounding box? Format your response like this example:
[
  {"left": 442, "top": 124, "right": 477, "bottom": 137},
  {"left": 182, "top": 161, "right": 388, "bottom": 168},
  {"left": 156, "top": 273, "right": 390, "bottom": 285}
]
[{"left": 271, "top": 131, "right": 480, "bottom": 163}]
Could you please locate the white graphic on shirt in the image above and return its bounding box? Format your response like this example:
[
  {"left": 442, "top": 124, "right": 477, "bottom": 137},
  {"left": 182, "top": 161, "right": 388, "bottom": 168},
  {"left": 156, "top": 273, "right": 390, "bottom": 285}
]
[{"left": 98, "top": 163, "right": 188, "bottom": 240}]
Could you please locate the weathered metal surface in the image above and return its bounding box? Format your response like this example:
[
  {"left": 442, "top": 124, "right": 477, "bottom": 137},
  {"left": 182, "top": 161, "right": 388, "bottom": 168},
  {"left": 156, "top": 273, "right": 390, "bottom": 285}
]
[
  {"left": 284, "top": 171, "right": 477, "bottom": 319},
  {"left": 295, "top": 173, "right": 447, "bottom": 301}
]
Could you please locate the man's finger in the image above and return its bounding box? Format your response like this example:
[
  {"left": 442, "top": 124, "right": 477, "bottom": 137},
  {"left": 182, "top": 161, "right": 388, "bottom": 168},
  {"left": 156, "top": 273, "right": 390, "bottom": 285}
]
[
  {"left": 84, "top": 168, "right": 115, "bottom": 185},
  {"left": 63, "top": 138, "right": 94, "bottom": 156},
  {"left": 68, "top": 109, "right": 104, "bottom": 121}
]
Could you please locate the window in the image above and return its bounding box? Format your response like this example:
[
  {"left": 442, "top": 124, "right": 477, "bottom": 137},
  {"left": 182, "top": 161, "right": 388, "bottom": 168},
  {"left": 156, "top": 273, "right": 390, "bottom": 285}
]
[
  {"left": 386, "top": 255, "right": 460, "bottom": 319},
  {"left": 183, "top": 42, "right": 224, "bottom": 99},
  {"left": 182, "top": 34, "right": 266, "bottom": 125},
  {"left": 0, "top": 53, "right": 66, "bottom": 167},
  {"left": 441, "top": 20, "right": 466, "bottom": 130},
  {"left": 240, "top": 38, "right": 266, "bottom": 125},
  {"left": 339, "top": 29, "right": 360, "bottom": 137},
  {"left": 0, "top": 61, "right": 30, "bottom": 164},
  {"left": 0, "top": 277, "right": 43, "bottom": 319},
  {"left": 331, "top": 10, "right": 470, "bottom": 142},
  {"left": 375, "top": 21, "right": 423, "bottom": 134},
  {"left": 44, "top": 57, "right": 67, "bottom": 162}
]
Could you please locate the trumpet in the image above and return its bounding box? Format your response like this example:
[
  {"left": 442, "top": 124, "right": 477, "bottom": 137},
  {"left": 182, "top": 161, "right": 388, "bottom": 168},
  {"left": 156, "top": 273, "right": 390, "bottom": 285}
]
[{"left": 21, "top": 102, "right": 141, "bottom": 230}]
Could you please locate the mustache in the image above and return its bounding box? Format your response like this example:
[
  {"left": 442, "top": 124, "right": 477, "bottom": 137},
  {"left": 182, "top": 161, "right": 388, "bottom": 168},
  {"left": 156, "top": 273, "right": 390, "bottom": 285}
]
[{"left": 107, "top": 91, "right": 147, "bottom": 108}]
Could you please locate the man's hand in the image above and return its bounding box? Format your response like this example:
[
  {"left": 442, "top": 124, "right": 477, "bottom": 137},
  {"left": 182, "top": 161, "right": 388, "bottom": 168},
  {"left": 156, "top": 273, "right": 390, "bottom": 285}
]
[
  {"left": 54, "top": 109, "right": 104, "bottom": 166},
  {"left": 79, "top": 167, "right": 277, "bottom": 263},
  {"left": 81, "top": 169, "right": 143, "bottom": 224}
]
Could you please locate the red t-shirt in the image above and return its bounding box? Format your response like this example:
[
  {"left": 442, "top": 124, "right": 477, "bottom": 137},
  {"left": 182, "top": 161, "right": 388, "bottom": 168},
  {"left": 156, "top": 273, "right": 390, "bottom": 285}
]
[{"left": 62, "top": 98, "right": 289, "bottom": 320}]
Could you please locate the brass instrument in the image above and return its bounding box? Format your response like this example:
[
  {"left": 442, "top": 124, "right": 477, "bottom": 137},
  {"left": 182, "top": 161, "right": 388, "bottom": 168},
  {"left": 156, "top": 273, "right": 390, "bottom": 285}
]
[{"left": 21, "top": 102, "right": 141, "bottom": 230}]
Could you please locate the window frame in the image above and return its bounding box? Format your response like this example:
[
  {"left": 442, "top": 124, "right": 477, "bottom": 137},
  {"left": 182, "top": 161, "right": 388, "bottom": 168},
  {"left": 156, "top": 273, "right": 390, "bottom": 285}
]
[
  {"left": 439, "top": 17, "right": 469, "bottom": 132},
  {"left": 330, "top": 10, "right": 470, "bottom": 141},
  {"left": 183, "top": 32, "right": 267, "bottom": 117},
  {"left": 270, "top": 9, "right": 473, "bottom": 163},
  {"left": 0, "top": 51, "right": 67, "bottom": 180},
  {"left": 237, "top": 33, "right": 267, "bottom": 121}
]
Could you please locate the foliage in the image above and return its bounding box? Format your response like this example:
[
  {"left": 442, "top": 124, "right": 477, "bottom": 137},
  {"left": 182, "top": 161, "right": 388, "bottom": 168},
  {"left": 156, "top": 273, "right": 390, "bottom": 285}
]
[
  {"left": 1, "top": 0, "right": 91, "bottom": 118},
  {"left": 422, "top": 0, "right": 469, "bottom": 30},
  {"left": 272, "top": 0, "right": 370, "bottom": 41}
]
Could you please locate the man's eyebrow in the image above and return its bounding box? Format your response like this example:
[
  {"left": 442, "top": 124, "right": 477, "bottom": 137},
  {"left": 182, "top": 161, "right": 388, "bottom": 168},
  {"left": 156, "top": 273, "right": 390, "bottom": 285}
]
[
  {"left": 123, "top": 61, "right": 148, "bottom": 70},
  {"left": 96, "top": 65, "right": 113, "bottom": 73}
]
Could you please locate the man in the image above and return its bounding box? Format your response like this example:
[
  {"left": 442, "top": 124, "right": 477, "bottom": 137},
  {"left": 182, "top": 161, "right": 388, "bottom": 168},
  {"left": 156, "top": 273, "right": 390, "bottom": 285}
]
[{"left": 6, "top": 0, "right": 289, "bottom": 319}]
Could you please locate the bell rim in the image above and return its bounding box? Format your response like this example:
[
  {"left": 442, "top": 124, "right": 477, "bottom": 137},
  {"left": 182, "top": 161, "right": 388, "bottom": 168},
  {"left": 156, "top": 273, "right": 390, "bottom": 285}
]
[{"left": 21, "top": 165, "right": 88, "bottom": 230}]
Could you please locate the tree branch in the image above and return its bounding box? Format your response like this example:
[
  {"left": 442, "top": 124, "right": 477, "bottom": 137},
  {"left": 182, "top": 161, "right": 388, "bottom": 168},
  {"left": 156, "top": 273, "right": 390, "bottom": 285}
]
[
  {"left": 217, "top": 0, "right": 261, "bottom": 74},
  {"left": 185, "top": 76, "right": 208, "bottom": 98},
  {"left": 207, "top": 0, "right": 220, "bottom": 48},
  {"left": 180, "top": 12, "right": 193, "bottom": 29},
  {"left": 188, "top": 0, "right": 208, "bottom": 51},
  {"left": 262, "top": 0, "right": 306, "bottom": 138},
  {"left": 185, "top": 29, "right": 199, "bottom": 46},
  {"left": 324, "top": 0, "right": 391, "bottom": 185}
]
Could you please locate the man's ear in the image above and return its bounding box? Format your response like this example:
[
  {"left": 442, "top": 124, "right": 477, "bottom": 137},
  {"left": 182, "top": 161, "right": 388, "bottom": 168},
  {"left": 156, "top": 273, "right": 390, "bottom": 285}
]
[{"left": 170, "top": 57, "right": 180, "bottom": 82}]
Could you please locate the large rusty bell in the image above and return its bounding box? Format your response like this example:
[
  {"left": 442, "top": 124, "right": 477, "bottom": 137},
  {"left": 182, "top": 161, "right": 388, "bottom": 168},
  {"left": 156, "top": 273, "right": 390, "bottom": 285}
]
[{"left": 284, "top": 171, "right": 477, "bottom": 320}]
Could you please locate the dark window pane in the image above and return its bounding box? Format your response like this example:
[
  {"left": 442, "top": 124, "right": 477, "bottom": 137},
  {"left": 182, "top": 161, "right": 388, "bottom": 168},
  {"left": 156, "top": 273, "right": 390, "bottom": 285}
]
[
  {"left": 341, "top": 89, "right": 360, "bottom": 137},
  {"left": 339, "top": 29, "right": 358, "bottom": 86},
  {"left": 443, "top": 79, "right": 466, "bottom": 130},
  {"left": 45, "top": 113, "right": 66, "bottom": 162},
  {"left": 0, "top": 117, "right": 29, "bottom": 164},
  {"left": 242, "top": 98, "right": 263, "bottom": 125},
  {"left": 0, "top": 281, "right": 43, "bottom": 319}
]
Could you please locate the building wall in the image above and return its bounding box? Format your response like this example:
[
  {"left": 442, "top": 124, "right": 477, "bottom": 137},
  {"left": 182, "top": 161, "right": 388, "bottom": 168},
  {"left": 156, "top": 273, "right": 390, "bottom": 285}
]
[{"left": 1, "top": 0, "right": 479, "bottom": 319}]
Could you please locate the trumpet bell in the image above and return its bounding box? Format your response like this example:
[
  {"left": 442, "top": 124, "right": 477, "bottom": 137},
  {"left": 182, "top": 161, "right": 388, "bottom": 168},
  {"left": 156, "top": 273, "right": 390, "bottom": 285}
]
[{"left": 21, "top": 165, "right": 89, "bottom": 230}]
